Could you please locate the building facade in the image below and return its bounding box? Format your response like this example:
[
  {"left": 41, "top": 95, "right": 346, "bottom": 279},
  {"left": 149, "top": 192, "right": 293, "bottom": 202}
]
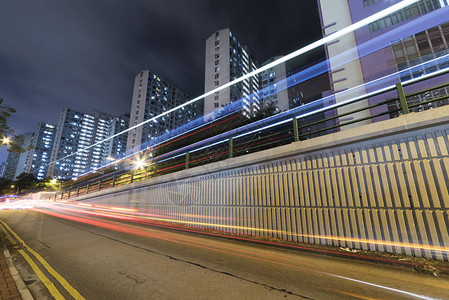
[
  {"left": 317, "top": 0, "right": 449, "bottom": 124},
  {"left": 88, "top": 110, "right": 113, "bottom": 171},
  {"left": 24, "top": 122, "right": 56, "bottom": 180},
  {"left": 126, "top": 70, "right": 202, "bottom": 154},
  {"left": 204, "top": 28, "right": 260, "bottom": 118},
  {"left": 105, "top": 113, "right": 129, "bottom": 160},
  {"left": 3, "top": 132, "right": 34, "bottom": 180},
  {"left": 3, "top": 151, "right": 20, "bottom": 180},
  {"left": 0, "top": 162, "right": 5, "bottom": 178},
  {"left": 47, "top": 108, "right": 115, "bottom": 180},
  {"left": 259, "top": 57, "right": 289, "bottom": 114}
]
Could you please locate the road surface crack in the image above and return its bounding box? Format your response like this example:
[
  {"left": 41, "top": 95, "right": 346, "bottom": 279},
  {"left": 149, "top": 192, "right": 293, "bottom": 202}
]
[
  {"left": 67, "top": 222, "right": 314, "bottom": 299},
  {"left": 162, "top": 254, "right": 314, "bottom": 299}
]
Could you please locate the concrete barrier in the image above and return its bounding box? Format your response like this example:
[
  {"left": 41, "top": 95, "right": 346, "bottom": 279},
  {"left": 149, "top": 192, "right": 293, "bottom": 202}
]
[{"left": 73, "top": 106, "right": 449, "bottom": 261}]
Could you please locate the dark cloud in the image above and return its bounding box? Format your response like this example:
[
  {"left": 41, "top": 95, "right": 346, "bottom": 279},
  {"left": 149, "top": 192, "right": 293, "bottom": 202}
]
[{"left": 0, "top": 0, "right": 322, "bottom": 162}]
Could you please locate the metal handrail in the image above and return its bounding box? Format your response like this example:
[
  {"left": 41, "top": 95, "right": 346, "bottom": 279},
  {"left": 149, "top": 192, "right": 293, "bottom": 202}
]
[{"left": 53, "top": 69, "right": 449, "bottom": 200}]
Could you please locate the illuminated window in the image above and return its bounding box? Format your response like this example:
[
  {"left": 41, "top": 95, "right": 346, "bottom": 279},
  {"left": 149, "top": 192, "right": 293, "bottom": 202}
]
[
  {"left": 368, "top": 0, "right": 441, "bottom": 33},
  {"left": 363, "top": 0, "right": 381, "bottom": 7}
]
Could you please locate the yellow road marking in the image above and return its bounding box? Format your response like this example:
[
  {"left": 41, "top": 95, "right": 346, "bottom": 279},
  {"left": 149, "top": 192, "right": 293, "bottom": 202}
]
[
  {"left": 326, "top": 288, "right": 380, "bottom": 300},
  {"left": 0, "top": 220, "right": 85, "bottom": 300},
  {"left": 0, "top": 222, "right": 16, "bottom": 246},
  {"left": 18, "top": 249, "right": 65, "bottom": 300}
]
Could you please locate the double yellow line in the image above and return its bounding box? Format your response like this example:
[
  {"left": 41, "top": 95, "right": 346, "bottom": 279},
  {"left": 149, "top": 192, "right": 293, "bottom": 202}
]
[{"left": 0, "top": 219, "right": 85, "bottom": 300}]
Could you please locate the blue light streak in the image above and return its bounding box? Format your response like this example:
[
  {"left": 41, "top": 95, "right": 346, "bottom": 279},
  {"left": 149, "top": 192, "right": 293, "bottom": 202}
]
[{"left": 33, "top": 0, "right": 449, "bottom": 179}]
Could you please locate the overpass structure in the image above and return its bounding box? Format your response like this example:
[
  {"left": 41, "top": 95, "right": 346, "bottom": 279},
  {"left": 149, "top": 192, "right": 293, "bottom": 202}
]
[{"left": 53, "top": 88, "right": 449, "bottom": 261}]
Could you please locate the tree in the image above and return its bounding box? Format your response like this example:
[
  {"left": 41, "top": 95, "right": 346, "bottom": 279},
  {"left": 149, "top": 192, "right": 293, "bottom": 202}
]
[
  {"left": 0, "top": 98, "right": 16, "bottom": 136},
  {"left": 28, "top": 178, "right": 60, "bottom": 192},
  {"left": 0, "top": 98, "right": 28, "bottom": 153},
  {"left": 0, "top": 178, "right": 13, "bottom": 195},
  {"left": 251, "top": 101, "right": 279, "bottom": 121},
  {"left": 14, "top": 172, "right": 39, "bottom": 192}
]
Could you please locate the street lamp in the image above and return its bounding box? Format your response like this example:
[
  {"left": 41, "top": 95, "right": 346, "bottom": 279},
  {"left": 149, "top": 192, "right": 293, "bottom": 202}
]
[
  {"left": 51, "top": 178, "right": 62, "bottom": 190},
  {"left": 50, "top": 179, "right": 62, "bottom": 200},
  {"left": 132, "top": 153, "right": 150, "bottom": 170},
  {"left": 133, "top": 157, "right": 146, "bottom": 170},
  {"left": 10, "top": 184, "right": 19, "bottom": 194},
  {"left": 2, "top": 136, "right": 11, "bottom": 145}
]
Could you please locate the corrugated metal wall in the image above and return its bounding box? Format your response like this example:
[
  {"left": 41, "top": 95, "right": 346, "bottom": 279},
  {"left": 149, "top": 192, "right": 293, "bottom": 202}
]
[{"left": 85, "top": 125, "right": 449, "bottom": 261}]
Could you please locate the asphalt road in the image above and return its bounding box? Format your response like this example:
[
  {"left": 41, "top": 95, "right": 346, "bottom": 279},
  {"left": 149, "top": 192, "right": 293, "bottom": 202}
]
[{"left": 1, "top": 208, "right": 448, "bottom": 300}]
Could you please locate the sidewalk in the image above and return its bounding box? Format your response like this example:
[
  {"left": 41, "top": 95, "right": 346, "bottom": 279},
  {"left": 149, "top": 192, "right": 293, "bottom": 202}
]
[
  {"left": 0, "top": 248, "right": 22, "bottom": 300},
  {"left": 0, "top": 247, "right": 34, "bottom": 300}
]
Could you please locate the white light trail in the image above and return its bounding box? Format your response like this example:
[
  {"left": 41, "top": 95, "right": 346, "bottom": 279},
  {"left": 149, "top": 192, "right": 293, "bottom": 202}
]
[
  {"left": 330, "top": 274, "right": 436, "bottom": 300},
  {"left": 117, "top": 0, "right": 420, "bottom": 144},
  {"left": 45, "top": 0, "right": 421, "bottom": 175},
  {"left": 109, "top": 54, "right": 449, "bottom": 168}
]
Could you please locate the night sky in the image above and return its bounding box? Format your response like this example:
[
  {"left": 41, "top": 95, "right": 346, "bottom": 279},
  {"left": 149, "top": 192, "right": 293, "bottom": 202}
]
[{"left": 0, "top": 0, "right": 323, "bottom": 163}]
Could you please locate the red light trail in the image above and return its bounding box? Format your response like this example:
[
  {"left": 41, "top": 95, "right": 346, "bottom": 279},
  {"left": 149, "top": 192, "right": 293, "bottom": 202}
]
[
  {"left": 31, "top": 203, "right": 445, "bottom": 299},
  {"left": 32, "top": 202, "right": 449, "bottom": 275}
]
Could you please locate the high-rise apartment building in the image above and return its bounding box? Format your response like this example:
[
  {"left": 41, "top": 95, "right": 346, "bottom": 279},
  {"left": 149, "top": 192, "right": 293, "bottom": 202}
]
[
  {"left": 89, "top": 110, "right": 113, "bottom": 170},
  {"left": 259, "top": 57, "right": 289, "bottom": 114},
  {"left": 259, "top": 55, "right": 331, "bottom": 111},
  {"left": 204, "top": 28, "right": 260, "bottom": 118},
  {"left": 105, "top": 113, "right": 129, "bottom": 160},
  {"left": 259, "top": 55, "right": 332, "bottom": 137},
  {"left": 3, "top": 151, "right": 20, "bottom": 181},
  {"left": 317, "top": 0, "right": 449, "bottom": 123},
  {"left": 47, "top": 108, "right": 116, "bottom": 180},
  {"left": 126, "top": 70, "right": 202, "bottom": 154},
  {"left": 3, "top": 132, "right": 34, "bottom": 180},
  {"left": 0, "top": 162, "right": 6, "bottom": 178},
  {"left": 24, "top": 122, "right": 56, "bottom": 180}
]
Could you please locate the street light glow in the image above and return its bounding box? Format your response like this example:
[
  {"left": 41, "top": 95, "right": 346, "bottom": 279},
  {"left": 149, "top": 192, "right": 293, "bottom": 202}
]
[
  {"left": 2, "top": 136, "right": 11, "bottom": 145},
  {"left": 132, "top": 157, "right": 146, "bottom": 170}
]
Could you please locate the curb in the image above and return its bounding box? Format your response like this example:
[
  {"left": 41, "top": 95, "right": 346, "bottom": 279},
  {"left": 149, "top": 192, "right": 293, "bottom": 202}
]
[{"left": 3, "top": 249, "right": 34, "bottom": 300}]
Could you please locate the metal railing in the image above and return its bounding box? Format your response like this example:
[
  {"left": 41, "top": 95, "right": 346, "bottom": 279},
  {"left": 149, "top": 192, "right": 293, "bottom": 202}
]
[{"left": 51, "top": 70, "right": 449, "bottom": 201}]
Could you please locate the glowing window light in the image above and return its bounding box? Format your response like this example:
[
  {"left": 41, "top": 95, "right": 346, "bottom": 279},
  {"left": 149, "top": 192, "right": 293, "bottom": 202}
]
[{"left": 38, "top": 0, "right": 422, "bottom": 177}]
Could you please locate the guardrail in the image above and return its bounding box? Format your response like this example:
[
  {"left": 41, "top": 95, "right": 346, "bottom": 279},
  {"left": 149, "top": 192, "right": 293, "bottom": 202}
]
[{"left": 52, "top": 69, "right": 449, "bottom": 201}]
